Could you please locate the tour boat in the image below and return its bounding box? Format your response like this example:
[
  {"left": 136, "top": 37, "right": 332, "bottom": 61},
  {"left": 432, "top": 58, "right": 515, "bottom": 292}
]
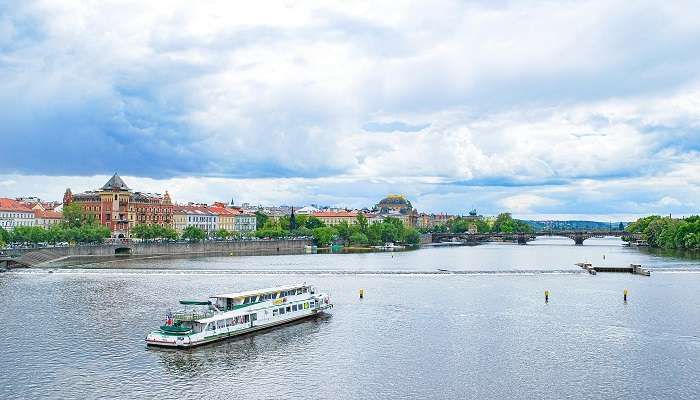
[{"left": 145, "top": 283, "right": 333, "bottom": 348}]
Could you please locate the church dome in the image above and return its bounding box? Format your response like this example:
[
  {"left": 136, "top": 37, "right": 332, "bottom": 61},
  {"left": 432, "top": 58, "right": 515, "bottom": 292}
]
[{"left": 377, "top": 195, "right": 413, "bottom": 214}]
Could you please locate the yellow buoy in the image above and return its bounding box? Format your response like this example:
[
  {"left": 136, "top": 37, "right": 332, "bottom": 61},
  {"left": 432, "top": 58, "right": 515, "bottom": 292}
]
[
  {"left": 624, "top": 289, "right": 628, "bottom": 302},
  {"left": 359, "top": 289, "right": 364, "bottom": 299},
  {"left": 545, "top": 290, "right": 550, "bottom": 303}
]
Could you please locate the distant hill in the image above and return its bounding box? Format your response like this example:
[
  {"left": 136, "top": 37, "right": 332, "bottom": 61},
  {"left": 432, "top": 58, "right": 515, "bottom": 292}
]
[{"left": 523, "top": 220, "right": 630, "bottom": 232}]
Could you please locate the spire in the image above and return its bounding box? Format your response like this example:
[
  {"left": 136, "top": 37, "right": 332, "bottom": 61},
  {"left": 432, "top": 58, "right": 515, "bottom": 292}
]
[
  {"left": 290, "top": 206, "right": 297, "bottom": 230},
  {"left": 163, "top": 191, "right": 172, "bottom": 205},
  {"left": 101, "top": 173, "right": 130, "bottom": 191},
  {"left": 63, "top": 188, "right": 73, "bottom": 205}
]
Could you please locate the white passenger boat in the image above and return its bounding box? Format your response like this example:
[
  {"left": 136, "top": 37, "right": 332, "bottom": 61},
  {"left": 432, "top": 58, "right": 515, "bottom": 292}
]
[{"left": 145, "top": 283, "right": 333, "bottom": 348}]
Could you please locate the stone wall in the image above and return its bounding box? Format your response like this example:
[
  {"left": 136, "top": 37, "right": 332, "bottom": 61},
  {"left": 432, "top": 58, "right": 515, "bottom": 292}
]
[{"left": 5, "top": 239, "right": 312, "bottom": 266}]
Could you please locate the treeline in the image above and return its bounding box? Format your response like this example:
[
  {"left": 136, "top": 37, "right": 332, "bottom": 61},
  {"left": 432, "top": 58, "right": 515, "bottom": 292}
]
[
  {"left": 419, "top": 213, "right": 533, "bottom": 235},
  {"left": 255, "top": 213, "right": 420, "bottom": 247},
  {"left": 0, "top": 224, "right": 111, "bottom": 246},
  {"left": 626, "top": 215, "right": 700, "bottom": 250}
]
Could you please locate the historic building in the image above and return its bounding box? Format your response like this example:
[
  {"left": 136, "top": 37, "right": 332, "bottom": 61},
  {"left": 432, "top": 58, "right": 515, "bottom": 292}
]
[
  {"left": 375, "top": 195, "right": 417, "bottom": 228},
  {"left": 312, "top": 210, "right": 359, "bottom": 226},
  {"left": 233, "top": 209, "right": 257, "bottom": 233},
  {"left": 65, "top": 174, "right": 173, "bottom": 238},
  {"left": 210, "top": 203, "right": 236, "bottom": 232},
  {"left": 173, "top": 204, "right": 219, "bottom": 237},
  {"left": 0, "top": 198, "right": 35, "bottom": 231}
]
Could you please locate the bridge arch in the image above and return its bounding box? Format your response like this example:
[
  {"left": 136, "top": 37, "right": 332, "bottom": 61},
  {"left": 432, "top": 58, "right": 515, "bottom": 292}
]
[{"left": 115, "top": 247, "right": 132, "bottom": 255}]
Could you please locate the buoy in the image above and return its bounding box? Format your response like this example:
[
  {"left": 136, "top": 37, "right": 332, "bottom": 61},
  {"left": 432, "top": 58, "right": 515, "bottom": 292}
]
[
  {"left": 624, "top": 289, "right": 628, "bottom": 303},
  {"left": 359, "top": 289, "right": 364, "bottom": 299},
  {"left": 229, "top": 252, "right": 233, "bottom": 256},
  {"left": 545, "top": 290, "right": 549, "bottom": 303},
  {"left": 603, "top": 254, "right": 606, "bottom": 260}
]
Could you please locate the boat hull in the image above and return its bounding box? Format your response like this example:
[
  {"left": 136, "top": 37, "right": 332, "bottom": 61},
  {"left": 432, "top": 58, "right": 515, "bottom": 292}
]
[{"left": 146, "top": 305, "right": 332, "bottom": 348}]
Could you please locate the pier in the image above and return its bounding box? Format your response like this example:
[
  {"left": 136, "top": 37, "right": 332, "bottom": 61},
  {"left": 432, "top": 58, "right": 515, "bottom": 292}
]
[{"left": 576, "top": 263, "right": 650, "bottom": 276}]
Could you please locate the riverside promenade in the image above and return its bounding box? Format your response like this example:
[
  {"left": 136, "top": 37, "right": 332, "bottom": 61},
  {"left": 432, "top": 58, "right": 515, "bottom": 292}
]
[{"left": 1, "top": 239, "right": 312, "bottom": 268}]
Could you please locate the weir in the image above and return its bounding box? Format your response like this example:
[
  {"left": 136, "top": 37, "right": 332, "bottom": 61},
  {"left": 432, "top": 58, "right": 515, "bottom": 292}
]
[{"left": 576, "top": 263, "right": 650, "bottom": 276}]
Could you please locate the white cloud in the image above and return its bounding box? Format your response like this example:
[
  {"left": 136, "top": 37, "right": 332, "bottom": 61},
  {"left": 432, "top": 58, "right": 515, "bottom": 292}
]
[{"left": 1, "top": 1, "right": 700, "bottom": 219}]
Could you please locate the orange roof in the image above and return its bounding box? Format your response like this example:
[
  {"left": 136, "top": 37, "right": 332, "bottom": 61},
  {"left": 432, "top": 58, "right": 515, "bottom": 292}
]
[
  {"left": 0, "top": 198, "right": 33, "bottom": 212},
  {"left": 312, "top": 211, "right": 358, "bottom": 218},
  {"left": 34, "top": 209, "right": 63, "bottom": 219},
  {"left": 209, "top": 206, "right": 237, "bottom": 216}
]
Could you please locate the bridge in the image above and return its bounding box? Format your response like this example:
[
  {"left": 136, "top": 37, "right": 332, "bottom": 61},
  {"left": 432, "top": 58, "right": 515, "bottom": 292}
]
[{"left": 431, "top": 231, "right": 642, "bottom": 245}]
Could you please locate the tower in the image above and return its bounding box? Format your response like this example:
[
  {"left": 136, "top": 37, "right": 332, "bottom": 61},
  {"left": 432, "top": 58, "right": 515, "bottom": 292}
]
[{"left": 63, "top": 188, "right": 73, "bottom": 205}]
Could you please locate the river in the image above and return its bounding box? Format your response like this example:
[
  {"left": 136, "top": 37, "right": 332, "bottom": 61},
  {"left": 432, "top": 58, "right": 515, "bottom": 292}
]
[{"left": 2, "top": 237, "right": 700, "bottom": 399}]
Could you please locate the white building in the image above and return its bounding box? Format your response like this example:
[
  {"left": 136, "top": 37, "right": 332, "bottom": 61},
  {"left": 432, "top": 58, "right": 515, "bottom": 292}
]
[
  {"left": 0, "top": 198, "right": 35, "bottom": 231},
  {"left": 173, "top": 205, "right": 219, "bottom": 237},
  {"left": 233, "top": 210, "right": 257, "bottom": 233}
]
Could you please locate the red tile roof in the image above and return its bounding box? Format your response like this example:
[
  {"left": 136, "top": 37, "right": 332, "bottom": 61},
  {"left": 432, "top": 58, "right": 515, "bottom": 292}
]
[
  {"left": 34, "top": 209, "right": 63, "bottom": 219},
  {"left": 0, "top": 198, "right": 33, "bottom": 212}
]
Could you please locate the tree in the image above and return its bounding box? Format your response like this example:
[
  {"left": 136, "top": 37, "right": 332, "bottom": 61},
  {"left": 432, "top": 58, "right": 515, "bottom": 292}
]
[
  {"left": 335, "top": 221, "right": 353, "bottom": 243},
  {"left": 215, "top": 228, "right": 230, "bottom": 240},
  {"left": 356, "top": 213, "right": 368, "bottom": 234},
  {"left": 255, "top": 211, "right": 269, "bottom": 230},
  {"left": 182, "top": 226, "right": 206, "bottom": 242},
  {"left": 130, "top": 224, "right": 149, "bottom": 241},
  {"left": 349, "top": 231, "right": 369, "bottom": 245},
  {"left": 402, "top": 228, "right": 421, "bottom": 245},
  {"left": 0, "top": 227, "right": 11, "bottom": 245},
  {"left": 62, "top": 203, "right": 85, "bottom": 228},
  {"left": 305, "top": 216, "right": 325, "bottom": 229},
  {"left": 312, "top": 227, "right": 336, "bottom": 246}
]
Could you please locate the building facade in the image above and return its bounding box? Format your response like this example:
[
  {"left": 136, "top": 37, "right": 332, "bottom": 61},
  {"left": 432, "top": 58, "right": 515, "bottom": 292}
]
[
  {"left": 233, "top": 209, "right": 256, "bottom": 233},
  {"left": 0, "top": 198, "right": 35, "bottom": 231},
  {"left": 173, "top": 204, "right": 219, "bottom": 237},
  {"left": 66, "top": 174, "right": 173, "bottom": 238},
  {"left": 312, "top": 210, "right": 359, "bottom": 226}
]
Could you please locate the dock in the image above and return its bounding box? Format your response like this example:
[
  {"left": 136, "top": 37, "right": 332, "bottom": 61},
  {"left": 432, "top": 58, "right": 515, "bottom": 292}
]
[{"left": 576, "top": 263, "right": 650, "bottom": 276}]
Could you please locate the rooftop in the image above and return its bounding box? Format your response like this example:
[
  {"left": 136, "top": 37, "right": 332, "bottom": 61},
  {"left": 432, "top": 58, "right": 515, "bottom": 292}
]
[
  {"left": 100, "top": 173, "right": 131, "bottom": 191},
  {"left": 212, "top": 283, "right": 308, "bottom": 299}
]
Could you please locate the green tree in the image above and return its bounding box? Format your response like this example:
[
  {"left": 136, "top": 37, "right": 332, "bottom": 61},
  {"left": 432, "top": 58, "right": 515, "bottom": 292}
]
[
  {"left": 356, "top": 213, "right": 368, "bottom": 234},
  {"left": 402, "top": 228, "right": 421, "bottom": 245},
  {"left": 0, "top": 226, "right": 11, "bottom": 245},
  {"left": 349, "top": 231, "right": 369, "bottom": 245},
  {"left": 335, "top": 221, "right": 353, "bottom": 243},
  {"left": 367, "top": 223, "right": 383, "bottom": 245},
  {"left": 215, "top": 228, "right": 230, "bottom": 239},
  {"left": 62, "top": 203, "right": 85, "bottom": 228},
  {"left": 182, "top": 226, "right": 206, "bottom": 241},
  {"left": 312, "top": 226, "right": 336, "bottom": 246},
  {"left": 305, "top": 216, "right": 325, "bottom": 229},
  {"left": 255, "top": 211, "right": 269, "bottom": 230}
]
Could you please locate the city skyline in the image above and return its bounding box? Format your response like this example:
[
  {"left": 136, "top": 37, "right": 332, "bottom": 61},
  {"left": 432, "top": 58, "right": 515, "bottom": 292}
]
[{"left": 2, "top": 1, "right": 700, "bottom": 220}]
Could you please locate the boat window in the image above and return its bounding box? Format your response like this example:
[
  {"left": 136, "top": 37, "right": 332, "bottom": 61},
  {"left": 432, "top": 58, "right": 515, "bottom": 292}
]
[
  {"left": 303, "top": 287, "right": 308, "bottom": 293},
  {"left": 292, "top": 304, "right": 297, "bottom": 311},
  {"left": 243, "top": 315, "right": 249, "bottom": 323},
  {"left": 280, "top": 308, "right": 285, "bottom": 315},
  {"left": 217, "top": 320, "right": 225, "bottom": 329},
  {"left": 285, "top": 306, "right": 291, "bottom": 312},
  {"left": 207, "top": 323, "right": 215, "bottom": 331},
  {"left": 272, "top": 292, "right": 277, "bottom": 299},
  {"left": 296, "top": 289, "right": 302, "bottom": 295},
  {"left": 273, "top": 309, "right": 278, "bottom": 316},
  {"left": 226, "top": 318, "right": 233, "bottom": 327},
  {"left": 304, "top": 302, "right": 309, "bottom": 309}
]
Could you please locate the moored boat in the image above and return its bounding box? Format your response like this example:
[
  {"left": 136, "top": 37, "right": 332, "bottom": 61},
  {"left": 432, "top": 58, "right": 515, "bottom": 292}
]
[{"left": 145, "top": 283, "right": 333, "bottom": 348}]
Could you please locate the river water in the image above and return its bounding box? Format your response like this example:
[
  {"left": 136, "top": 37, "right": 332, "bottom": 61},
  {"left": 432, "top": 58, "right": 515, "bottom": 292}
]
[{"left": 2, "top": 237, "right": 700, "bottom": 399}]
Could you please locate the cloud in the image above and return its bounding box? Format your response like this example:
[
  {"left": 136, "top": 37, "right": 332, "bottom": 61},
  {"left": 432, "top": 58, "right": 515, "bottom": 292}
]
[{"left": 1, "top": 1, "right": 700, "bottom": 218}]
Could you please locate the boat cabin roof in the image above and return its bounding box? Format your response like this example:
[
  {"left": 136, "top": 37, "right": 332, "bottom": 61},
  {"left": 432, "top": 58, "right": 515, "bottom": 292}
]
[{"left": 212, "top": 283, "right": 308, "bottom": 300}]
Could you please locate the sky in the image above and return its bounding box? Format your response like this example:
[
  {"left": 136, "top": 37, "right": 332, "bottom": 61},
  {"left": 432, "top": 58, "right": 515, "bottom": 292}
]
[{"left": 1, "top": 0, "right": 700, "bottom": 221}]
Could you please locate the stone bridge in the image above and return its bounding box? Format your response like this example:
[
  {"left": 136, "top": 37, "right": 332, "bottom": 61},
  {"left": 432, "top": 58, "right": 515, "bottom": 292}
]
[{"left": 431, "top": 231, "right": 642, "bottom": 246}]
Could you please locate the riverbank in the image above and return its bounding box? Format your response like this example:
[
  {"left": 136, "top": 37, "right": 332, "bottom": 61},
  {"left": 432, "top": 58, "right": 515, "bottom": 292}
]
[{"left": 2, "top": 239, "right": 312, "bottom": 268}]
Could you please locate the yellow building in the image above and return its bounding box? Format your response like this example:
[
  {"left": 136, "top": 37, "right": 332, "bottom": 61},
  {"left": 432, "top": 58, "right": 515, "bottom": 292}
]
[{"left": 312, "top": 211, "right": 358, "bottom": 226}]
